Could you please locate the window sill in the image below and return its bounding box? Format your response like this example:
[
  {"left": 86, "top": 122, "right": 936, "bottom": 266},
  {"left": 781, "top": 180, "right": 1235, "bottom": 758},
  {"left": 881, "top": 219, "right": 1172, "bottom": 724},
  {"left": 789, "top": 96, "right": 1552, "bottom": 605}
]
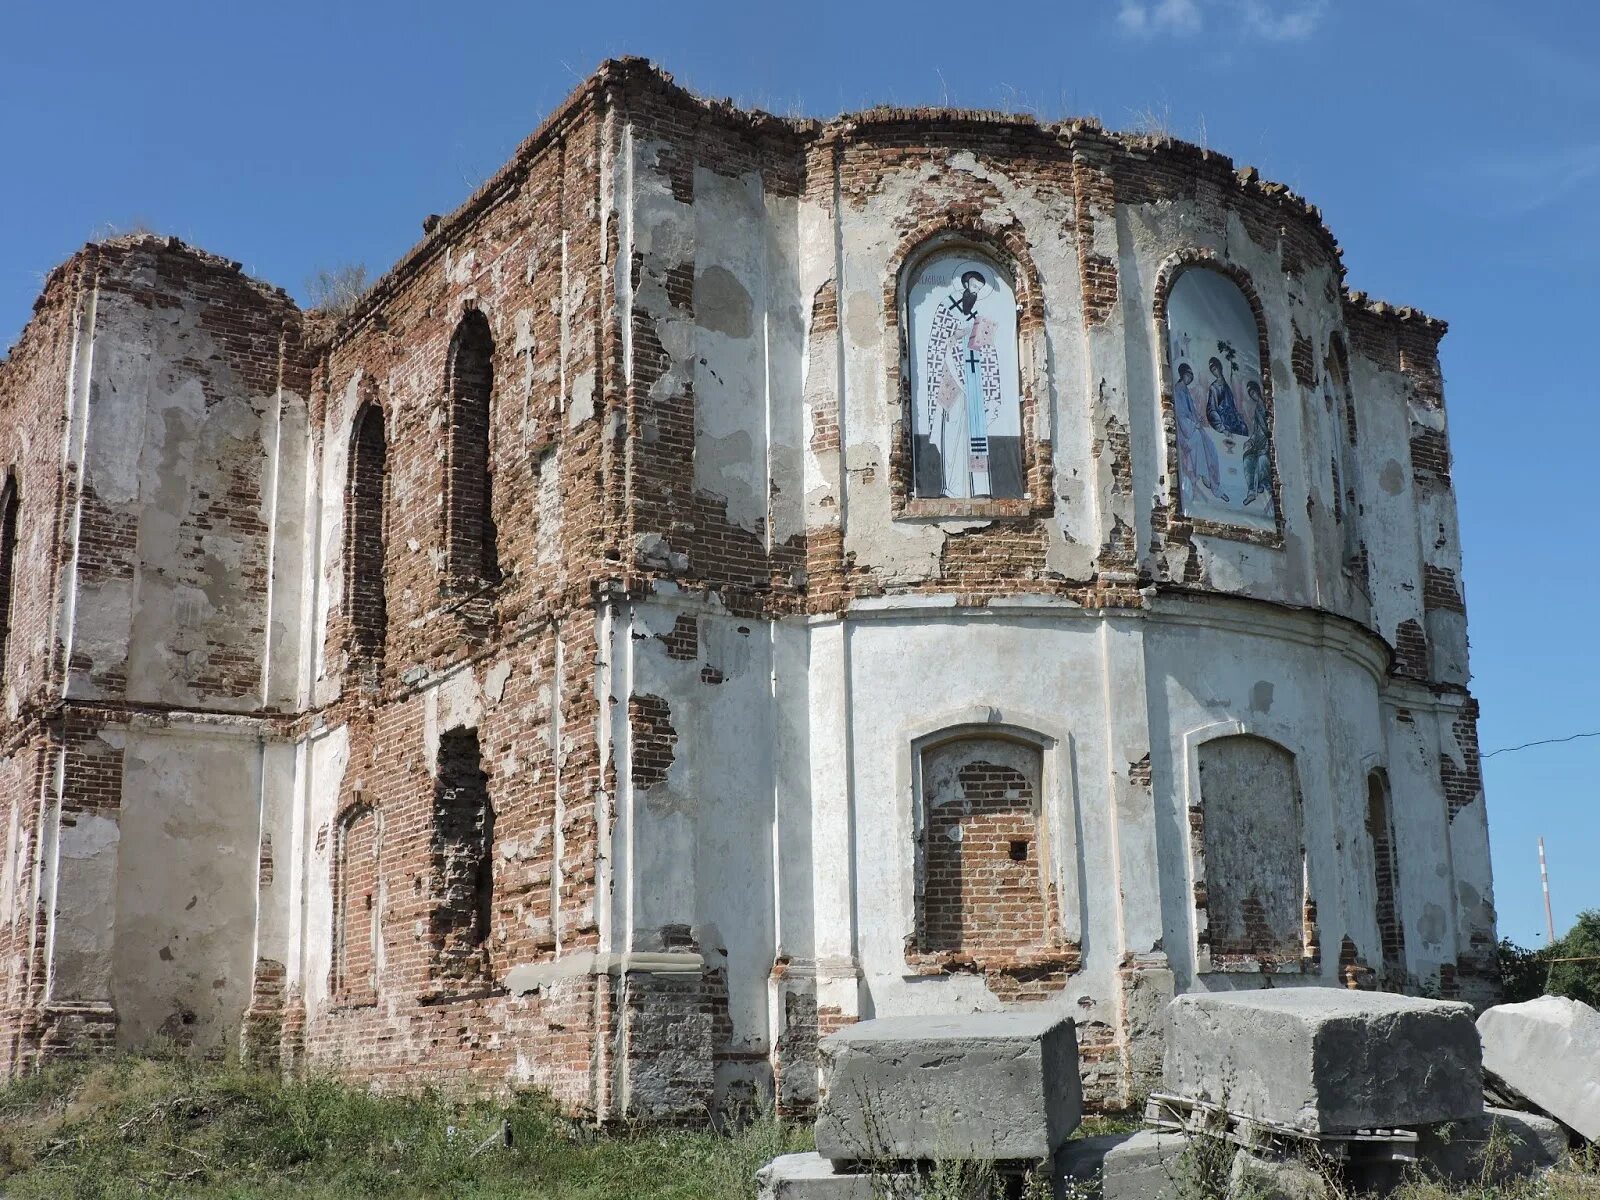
[{"left": 897, "top": 496, "right": 1042, "bottom": 521}]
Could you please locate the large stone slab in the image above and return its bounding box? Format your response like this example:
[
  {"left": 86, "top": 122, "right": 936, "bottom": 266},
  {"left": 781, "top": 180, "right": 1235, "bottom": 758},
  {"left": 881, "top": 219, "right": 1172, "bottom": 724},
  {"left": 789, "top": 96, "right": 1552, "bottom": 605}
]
[
  {"left": 1227, "top": 1150, "right": 1331, "bottom": 1200},
  {"left": 1414, "top": 1107, "right": 1568, "bottom": 1185},
  {"left": 1164, "top": 988, "right": 1482, "bottom": 1132},
  {"left": 756, "top": 1153, "right": 878, "bottom": 1199},
  {"left": 1053, "top": 1133, "right": 1136, "bottom": 1198},
  {"left": 1478, "top": 995, "right": 1600, "bottom": 1141},
  {"left": 815, "top": 1009, "right": 1081, "bottom": 1162},
  {"left": 1098, "top": 1130, "right": 1191, "bottom": 1200}
]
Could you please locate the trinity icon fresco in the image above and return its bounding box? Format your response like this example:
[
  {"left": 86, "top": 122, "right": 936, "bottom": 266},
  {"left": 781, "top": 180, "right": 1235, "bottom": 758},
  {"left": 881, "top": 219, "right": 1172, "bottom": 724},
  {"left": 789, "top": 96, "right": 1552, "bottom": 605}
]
[
  {"left": 1168, "top": 268, "right": 1276, "bottom": 531},
  {"left": 908, "top": 252, "right": 1024, "bottom": 500}
]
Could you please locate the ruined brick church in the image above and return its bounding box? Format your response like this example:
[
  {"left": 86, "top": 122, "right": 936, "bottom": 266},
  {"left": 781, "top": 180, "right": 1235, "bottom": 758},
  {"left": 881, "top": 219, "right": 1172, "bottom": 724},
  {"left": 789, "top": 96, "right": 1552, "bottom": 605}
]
[{"left": 0, "top": 59, "right": 1498, "bottom": 1117}]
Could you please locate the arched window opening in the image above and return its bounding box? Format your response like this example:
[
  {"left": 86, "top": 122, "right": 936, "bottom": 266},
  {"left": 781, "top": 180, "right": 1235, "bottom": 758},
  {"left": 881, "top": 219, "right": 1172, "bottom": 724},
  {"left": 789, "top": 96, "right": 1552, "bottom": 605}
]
[
  {"left": 915, "top": 735, "right": 1057, "bottom": 958},
  {"left": 0, "top": 475, "right": 18, "bottom": 679},
  {"left": 906, "top": 249, "right": 1024, "bottom": 501},
  {"left": 1325, "top": 341, "right": 1362, "bottom": 571},
  {"left": 446, "top": 311, "right": 500, "bottom": 589},
  {"left": 1166, "top": 267, "right": 1276, "bottom": 532},
  {"left": 345, "top": 405, "right": 387, "bottom": 662},
  {"left": 1196, "top": 734, "right": 1307, "bottom": 965},
  {"left": 1366, "top": 770, "right": 1405, "bottom": 980},
  {"left": 333, "top": 805, "right": 379, "bottom": 1005},
  {"left": 432, "top": 727, "right": 495, "bottom": 984}
]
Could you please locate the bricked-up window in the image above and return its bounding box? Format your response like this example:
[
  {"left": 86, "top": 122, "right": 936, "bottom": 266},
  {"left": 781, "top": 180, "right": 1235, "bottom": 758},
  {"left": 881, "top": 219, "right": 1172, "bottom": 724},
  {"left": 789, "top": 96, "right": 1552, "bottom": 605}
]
[
  {"left": 445, "top": 311, "right": 501, "bottom": 590},
  {"left": 333, "top": 805, "right": 379, "bottom": 1005},
  {"left": 0, "top": 474, "right": 17, "bottom": 678},
  {"left": 345, "top": 405, "right": 387, "bottom": 661},
  {"left": 1196, "top": 735, "right": 1306, "bottom": 964},
  {"left": 917, "top": 736, "right": 1054, "bottom": 956},
  {"left": 1366, "top": 769, "right": 1405, "bottom": 978},
  {"left": 431, "top": 727, "right": 495, "bottom": 983}
]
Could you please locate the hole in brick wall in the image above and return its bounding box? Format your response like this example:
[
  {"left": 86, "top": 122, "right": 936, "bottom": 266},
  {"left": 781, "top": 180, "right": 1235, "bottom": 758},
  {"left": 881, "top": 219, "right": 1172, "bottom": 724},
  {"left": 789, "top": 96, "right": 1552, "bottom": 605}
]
[
  {"left": 446, "top": 311, "right": 501, "bottom": 588},
  {"left": 432, "top": 727, "right": 495, "bottom": 978},
  {"left": 1009, "top": 839, "right": 1029, "bottom": 862}
]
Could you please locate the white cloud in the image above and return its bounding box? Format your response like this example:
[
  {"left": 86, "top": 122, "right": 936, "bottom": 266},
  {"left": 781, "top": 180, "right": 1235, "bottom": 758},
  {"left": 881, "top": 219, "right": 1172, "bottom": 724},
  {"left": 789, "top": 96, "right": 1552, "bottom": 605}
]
[
  {"left": 1117, "top": 0, "right": 1203, "bottom": 37},
  {"left": 1236, "top": 0, "right": 1328, "bottom": 41},
  {"left": 1117, "top": 0, "right": 1325, "bottom": 41}
]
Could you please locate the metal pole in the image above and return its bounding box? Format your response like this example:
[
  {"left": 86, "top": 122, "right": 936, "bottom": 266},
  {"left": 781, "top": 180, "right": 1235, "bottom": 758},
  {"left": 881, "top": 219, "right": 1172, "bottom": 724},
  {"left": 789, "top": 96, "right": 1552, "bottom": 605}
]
[{"left": 1540, "top": 837, "right": 1557, "bottom": 946}]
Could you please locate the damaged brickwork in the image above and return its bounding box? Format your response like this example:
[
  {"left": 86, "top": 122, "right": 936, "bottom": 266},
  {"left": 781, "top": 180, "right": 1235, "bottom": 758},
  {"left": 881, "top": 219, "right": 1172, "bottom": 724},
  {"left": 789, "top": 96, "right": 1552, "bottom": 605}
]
[{"left": 0, "top": 58, "right": 1498, "bottom": 1117}]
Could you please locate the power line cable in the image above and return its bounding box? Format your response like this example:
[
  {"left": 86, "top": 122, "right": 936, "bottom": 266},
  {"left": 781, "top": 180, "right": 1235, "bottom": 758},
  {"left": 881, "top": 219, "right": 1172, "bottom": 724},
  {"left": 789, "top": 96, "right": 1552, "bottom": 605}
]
[{"left": 1483, "top": 729, "right": 1600, "bottom": 759}]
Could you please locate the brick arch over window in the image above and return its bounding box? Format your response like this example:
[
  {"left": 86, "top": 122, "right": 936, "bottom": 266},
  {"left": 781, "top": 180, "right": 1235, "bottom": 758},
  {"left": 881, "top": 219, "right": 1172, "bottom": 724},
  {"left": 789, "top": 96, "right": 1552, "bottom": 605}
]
[
  {"left": 912, "top": 732, "right": 1065, "bottom": 965},
  {"left": 1152, "top": 252, "right": 1284, "bottom": 547},
  {"left": 344, "top": 403, "right": 387, "bottom": 663},
  {"left": 885, "top": 220, "right": 1052, "bottom": 520},
  {"left": 445, "top": 310, "right": 500, "bottom": 589},
  {"left": 1191, "top": 733, "right": 1310, "bottom": 970},
  {"left": 0, "top": 471, "right": 19, "bottom": 680},
  {"left": 331, "top": 802, "right": 380, "bottom": 1006}
]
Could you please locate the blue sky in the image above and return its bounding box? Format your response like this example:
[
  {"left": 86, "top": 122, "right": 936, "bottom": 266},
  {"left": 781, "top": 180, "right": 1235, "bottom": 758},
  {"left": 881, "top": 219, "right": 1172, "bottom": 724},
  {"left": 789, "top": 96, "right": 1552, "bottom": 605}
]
[{"left": 3, "top": 1, "right": 1595, "bottom": 946}]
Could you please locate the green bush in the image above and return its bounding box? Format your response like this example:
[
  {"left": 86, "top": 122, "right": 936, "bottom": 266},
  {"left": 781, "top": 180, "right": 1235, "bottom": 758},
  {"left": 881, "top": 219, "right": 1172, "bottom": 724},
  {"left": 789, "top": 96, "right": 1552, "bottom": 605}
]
[{"left": 1499, "top": 910, "right": 1600, "bottom": 1007}]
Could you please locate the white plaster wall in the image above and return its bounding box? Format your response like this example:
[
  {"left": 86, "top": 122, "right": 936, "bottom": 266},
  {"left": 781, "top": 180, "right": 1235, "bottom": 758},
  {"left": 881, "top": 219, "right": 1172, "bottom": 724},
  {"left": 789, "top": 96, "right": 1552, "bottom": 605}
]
[
  {"left": 70, "top": 286, "right": 278, "bottom": 710},
  {"left": 622, "top": 598, "right": 777, "bottom": 1093},
  {"left": 294, "top": 724, "right": 350, "bottom": 1015},
  {"left": 110, "top": 726, "right": 263, "bottom": 1051},
  {"left": 838, "top": 609, "right": 1109, "bottom": 1020}
]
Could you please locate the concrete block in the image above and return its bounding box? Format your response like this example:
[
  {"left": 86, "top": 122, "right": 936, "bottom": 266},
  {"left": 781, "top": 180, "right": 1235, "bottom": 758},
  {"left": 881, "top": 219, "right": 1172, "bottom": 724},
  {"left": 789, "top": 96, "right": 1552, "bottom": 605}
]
[
  {"left": 755, "top": 1153, "right": 877, "bottom": 1199},
  {"left": 1478, "top": 995, "right": 1600, "bottom": 1141},
  {"left": 1053, "top": 1133, "right": 1135, "bottom": 1198},
  {"left": 1415, "top": 1107, "right": 1568, "bottom": 1185},
  {"left": 1227, "top": 1150, "right": 1332, "bottom": 1200},
  {"left": 815, "top": 1009, "right": 1082, "bottom": 1162},
  {"left": 1164, "top": 988, "right": 1482, "bottom": 1132},
  {"left": 1099, "top": 1130, "right": 1192, "bottom": 1200}
]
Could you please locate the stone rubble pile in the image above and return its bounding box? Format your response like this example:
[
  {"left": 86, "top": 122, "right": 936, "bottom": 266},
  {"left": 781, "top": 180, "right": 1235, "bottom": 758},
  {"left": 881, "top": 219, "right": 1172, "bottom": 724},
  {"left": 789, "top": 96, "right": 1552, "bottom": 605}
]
[{"left": 757, "top": 989, "right": 1597, "bottom": 1199}]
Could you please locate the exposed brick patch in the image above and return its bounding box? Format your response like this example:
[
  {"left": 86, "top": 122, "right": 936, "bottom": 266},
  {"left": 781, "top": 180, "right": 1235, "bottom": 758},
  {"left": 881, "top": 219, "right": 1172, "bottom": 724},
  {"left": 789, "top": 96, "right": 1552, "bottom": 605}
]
[
  {"left": 1080, "top": 254, "right": 1118, "bottom": 324},
  {"left": 629, "top": 694, "right": 677, "bottom": 790},
  {"left": 240, "top": 958, "right": 288, "bottom": 1067},
  {"left": 1392, "top": 617, "right": 1429, "bottom": 679},
  {"left": 1440, "top": 698, "right": 1484, "bottom": 821},
  {"left": 1290, "top": 322, "right": 1316, "bottom": 388},
  {"left": 1423, "top": 565, "right": 1464, "bottom": 613},
  {"left": 1128, "top": 754, "right": 1152, "bottom": 788},
  {"left": 1410, "top": 427, "right": 1452, "bottom": 485},
  {"left": 659, "top": 614, "right": 699, "bottom": 660}
]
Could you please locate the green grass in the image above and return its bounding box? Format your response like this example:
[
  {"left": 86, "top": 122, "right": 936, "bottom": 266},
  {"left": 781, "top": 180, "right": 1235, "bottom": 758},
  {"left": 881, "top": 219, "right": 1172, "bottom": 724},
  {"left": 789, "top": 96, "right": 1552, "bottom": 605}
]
[{"left": 0, "top": 1053, "right": 811, "bottom": 1199}]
